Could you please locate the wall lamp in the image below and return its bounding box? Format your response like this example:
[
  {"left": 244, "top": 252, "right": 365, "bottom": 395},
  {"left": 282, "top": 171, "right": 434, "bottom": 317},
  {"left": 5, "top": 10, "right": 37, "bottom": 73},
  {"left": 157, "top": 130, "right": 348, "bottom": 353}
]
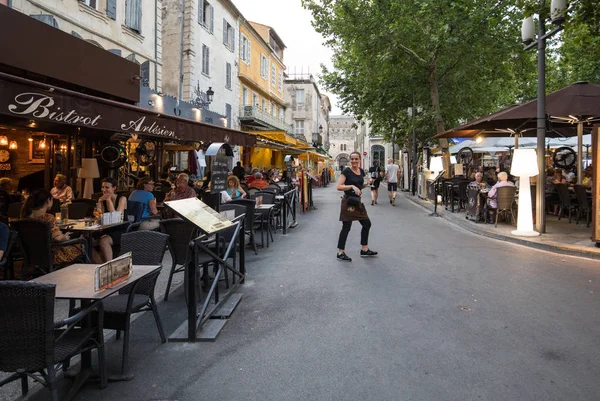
[{"left": 191, "top": 82, "right": 214, "bottom": 109}]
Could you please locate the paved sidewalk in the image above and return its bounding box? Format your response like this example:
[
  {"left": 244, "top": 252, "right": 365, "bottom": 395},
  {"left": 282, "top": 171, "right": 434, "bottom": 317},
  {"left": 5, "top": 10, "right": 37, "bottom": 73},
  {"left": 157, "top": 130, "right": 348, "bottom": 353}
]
[{"left": 401, "top": 191, "right": 600, "bottom": 260}]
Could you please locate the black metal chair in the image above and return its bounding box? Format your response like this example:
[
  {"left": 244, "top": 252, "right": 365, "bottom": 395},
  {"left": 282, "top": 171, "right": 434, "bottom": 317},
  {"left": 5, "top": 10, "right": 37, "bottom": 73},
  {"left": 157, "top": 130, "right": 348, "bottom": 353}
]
[
  {"left": 555, "top": 183, "right": 578, "bottom": 223},
  {"left": 102, "top": 230, "right": 168, "bottom": 377},
  {"left": 160, "top": 218, "right": 198, "bottom": 301},
  {"left": 573, "top": 185, "right": 591, "bottom": 227},
  {"left": 67, "top": 202, "right": 94, "bottom": 219},
  {"left": 0, "top": 230, "right": 18, "bottom": 279},
  {"left": 0, "top": 281, "right": 106, "bottom": 401},
  {"left": 492, "top": 186, "right": 517, "bottom": 227},
  {"left": 230, "top": 199, "right": 258, "bottom": 255},
  {"left": 11, "top": 218, "right": 89, "bottom": 279},
  {"left": 255, "top": 191, "right": 279, "bottom": 239}
]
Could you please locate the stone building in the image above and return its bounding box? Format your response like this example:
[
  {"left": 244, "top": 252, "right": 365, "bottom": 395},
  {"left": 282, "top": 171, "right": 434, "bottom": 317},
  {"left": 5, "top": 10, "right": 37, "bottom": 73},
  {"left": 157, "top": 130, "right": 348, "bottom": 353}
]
[
  {"left": 329, "top": 115, "right": 359, "bottom": 170},
  {"left": 10, "top": 0, "right": 163, "bottom": 92},
  {"left": 284, "top": 73, "right": 329, "bottom": 146}
]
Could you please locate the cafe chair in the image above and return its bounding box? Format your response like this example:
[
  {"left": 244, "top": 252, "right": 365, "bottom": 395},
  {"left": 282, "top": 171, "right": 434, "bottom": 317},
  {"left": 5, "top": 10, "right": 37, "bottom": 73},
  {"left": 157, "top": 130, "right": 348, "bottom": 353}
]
[
  {"left": 67, "top": 202, "right": 94, "bottom": 219},
  {"left": 102, "top": 231, "right": 168, "bottom": 378},
  {"left": 7, "top": 202, "right": 23, "bottom": 219},
  {"left": 159, "top": 218, "right": 198, "bottom": 301},
  {"left": 0, "top": 230, "right": 18, "bottom": 279},
  {"left": 230, "top": 199, "right": 258, "bottom": 255},
  {"left": 11, "top": 218, "right": 89, "bottom": 279},
  {"left": 573, "top": 185, "right": 591, "bottom": 227},
  {"left": 492, "top": 186, "right": 517, "bottom": 228},
  {"left": 255, "top": 191, "right": 280, "bottom": 237},
  {"left": 246, "top": 187, "right": 261, "bottom": 198},
  {"left": 0, "top": 281, "right": 107, "bottom": 401},
  {"left": 556, "top": 183, "right": 579, "bottom": 223}
]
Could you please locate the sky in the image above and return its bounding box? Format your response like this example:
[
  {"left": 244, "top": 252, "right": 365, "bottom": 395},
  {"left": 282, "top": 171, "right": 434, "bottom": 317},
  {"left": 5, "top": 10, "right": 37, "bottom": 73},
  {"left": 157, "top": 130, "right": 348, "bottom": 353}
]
[{"left": 232, "top": 0, "right": 343, "bottom": 115}]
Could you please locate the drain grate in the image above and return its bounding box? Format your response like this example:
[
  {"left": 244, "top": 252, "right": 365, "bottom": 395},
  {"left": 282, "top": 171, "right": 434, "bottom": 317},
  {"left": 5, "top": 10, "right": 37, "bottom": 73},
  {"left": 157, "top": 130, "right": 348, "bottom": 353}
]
[{"left": 458, "top": 306, "right": 472, "bottom": 312}]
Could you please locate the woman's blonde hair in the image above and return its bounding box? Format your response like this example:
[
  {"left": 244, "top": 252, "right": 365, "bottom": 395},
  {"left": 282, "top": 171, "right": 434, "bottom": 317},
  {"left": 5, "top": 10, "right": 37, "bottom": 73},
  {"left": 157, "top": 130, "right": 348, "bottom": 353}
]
[{"left": 228, "top": 175, "right": 240, "bottom": 187}]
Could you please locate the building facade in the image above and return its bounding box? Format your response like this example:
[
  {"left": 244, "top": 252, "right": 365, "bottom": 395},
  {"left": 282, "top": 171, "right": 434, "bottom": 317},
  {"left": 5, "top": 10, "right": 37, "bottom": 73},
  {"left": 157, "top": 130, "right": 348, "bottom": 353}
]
[
  {"left": 329, "top": 115, "right": 359, "bottom": 170},
  {"left": 284, "top": 73, "right": 329, "bottom": 146},
  {"left": 161, "top": 0, "right": 240, "bottom": 130},
  {"left": 10, "top": 0, "right": 162, "bottom": 92},
  {"left": 237, "top": 20, "right": 290, "bottom": 133}
]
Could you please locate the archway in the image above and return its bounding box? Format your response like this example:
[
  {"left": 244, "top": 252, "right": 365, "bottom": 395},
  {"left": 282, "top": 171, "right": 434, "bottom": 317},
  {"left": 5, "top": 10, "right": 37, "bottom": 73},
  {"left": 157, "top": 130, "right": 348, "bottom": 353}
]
[
  {"left": 371, "top": 145, "right": 385, "bottom": 168},
  {"left": 336, "top": 153, "right": 349, "bottom": 170}
]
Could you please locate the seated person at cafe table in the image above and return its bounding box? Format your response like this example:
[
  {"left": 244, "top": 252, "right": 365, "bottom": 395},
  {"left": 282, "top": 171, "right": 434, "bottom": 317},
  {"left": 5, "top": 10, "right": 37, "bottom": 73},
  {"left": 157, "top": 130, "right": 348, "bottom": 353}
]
[
  {"left": 582, "top": 170, "right": 593, "bottom": 189},
  {"left": 468, "top": 172, "right": 491, "bottom": 191},
  {"left": 95, "top": 177, "right": 127, "bottom": 263},
  {"left": 22, "top": 188, "right": 87, "bottom": 264},
  {"left": 249, "top": 172, "right": 269, "bottom": 189},
  {"left": 51, "top": 174, "right": 74, "bottom": 204},
  {"left": 226, "top": 175, "right": 247, "bottom": 200},
  {"left": 128, "top": 177, "right": 160, "bottom": 230},
  {"left": 165, "top": 173, "right": 197, "bottom": 202},
  {"left": 486, "top": 172, "right": 515, "bottom": 224}
]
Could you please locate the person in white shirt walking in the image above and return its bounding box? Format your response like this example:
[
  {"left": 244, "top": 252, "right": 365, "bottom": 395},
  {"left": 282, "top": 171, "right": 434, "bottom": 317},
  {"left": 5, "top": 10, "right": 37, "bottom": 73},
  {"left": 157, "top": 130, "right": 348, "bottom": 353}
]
[{"left": 385, "top": 158, "right": 400, "bottom": 206}]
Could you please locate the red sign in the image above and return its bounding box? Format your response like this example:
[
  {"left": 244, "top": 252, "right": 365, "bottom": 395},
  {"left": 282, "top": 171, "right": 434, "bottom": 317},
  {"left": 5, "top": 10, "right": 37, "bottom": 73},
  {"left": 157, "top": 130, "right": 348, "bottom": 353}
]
[{"left": 363, "top": 151, "right": 367, "bottom": 156}]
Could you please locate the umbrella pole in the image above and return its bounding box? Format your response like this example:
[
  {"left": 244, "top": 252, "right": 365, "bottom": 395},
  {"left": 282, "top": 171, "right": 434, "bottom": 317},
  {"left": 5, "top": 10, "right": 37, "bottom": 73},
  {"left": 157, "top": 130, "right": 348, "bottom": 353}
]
[{"left": 577, "top": 122, "right": 583, "bottom": 185}]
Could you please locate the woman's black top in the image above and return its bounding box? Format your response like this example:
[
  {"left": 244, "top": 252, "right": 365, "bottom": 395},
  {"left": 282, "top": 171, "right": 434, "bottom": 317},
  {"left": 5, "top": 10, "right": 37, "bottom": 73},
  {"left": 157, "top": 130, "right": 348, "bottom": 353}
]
[
  {"left": 101, "top": 194, "right": 124, "bottom": 213},
  {"left": 341, "top": 167, "right": 365, "bottom": 197}
]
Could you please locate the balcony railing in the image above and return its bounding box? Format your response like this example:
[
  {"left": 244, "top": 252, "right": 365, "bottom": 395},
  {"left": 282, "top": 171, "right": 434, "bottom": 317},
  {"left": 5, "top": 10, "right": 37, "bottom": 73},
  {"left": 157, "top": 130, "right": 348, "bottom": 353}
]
[{"left": 240, "top": 106, "right": 293, "bottom": 133}]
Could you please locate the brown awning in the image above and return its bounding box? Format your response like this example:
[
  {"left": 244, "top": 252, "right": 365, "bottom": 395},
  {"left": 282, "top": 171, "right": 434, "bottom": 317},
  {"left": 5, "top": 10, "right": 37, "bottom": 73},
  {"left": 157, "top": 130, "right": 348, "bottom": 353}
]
[{"left": 0, "top": 72, "right": 256, "bottom": 147}]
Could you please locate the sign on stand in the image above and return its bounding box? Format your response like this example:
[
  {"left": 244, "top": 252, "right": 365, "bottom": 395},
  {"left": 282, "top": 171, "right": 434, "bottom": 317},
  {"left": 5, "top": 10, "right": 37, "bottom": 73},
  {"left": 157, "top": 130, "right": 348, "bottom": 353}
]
[{"left": 210, "top": 148, "right": 229, "bottom": 194}]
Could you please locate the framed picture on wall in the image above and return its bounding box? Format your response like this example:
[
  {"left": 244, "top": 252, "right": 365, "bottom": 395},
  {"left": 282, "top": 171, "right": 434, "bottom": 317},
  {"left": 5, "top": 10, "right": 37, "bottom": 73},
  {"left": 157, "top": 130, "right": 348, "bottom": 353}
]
[{"left": 28, "top": 136, "right": 46, "bottom": 164}]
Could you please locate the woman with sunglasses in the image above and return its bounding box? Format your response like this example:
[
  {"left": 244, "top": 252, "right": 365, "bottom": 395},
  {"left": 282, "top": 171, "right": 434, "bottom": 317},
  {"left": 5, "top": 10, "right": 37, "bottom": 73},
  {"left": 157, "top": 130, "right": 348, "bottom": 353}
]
[{"left": 336, "top": 151, "right": 377, "bottom": 262}]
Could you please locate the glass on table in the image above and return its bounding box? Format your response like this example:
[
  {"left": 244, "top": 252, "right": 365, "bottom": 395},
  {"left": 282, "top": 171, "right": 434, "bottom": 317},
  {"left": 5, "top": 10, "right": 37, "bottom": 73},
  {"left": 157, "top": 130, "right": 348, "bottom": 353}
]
[{"left": 55, "top": 212, "right": 62, "bottom": 224}]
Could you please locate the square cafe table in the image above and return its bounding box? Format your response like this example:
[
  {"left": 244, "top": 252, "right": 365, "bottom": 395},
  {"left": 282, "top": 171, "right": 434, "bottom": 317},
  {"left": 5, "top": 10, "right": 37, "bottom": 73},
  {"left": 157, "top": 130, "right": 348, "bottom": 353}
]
[
  {"left": 31, "top": 264, "right": 161, "bottom": 396},
  {"left": 59, "top": 220, "right": 130, "bottom": 254}
]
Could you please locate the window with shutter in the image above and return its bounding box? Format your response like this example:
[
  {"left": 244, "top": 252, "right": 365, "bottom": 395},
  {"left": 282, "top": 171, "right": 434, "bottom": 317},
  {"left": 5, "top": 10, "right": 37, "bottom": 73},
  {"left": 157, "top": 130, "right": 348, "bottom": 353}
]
[
  {"left": 140, "top": 61, "right": 150, "bottom": 83},
  {"left": 271, "top": 65, "right": 276, "bottom": 87},
  {"left": 108, "top": 49, "right": 122, "bottom": 57},
  {"left": 125, "top": 0, "right": 142, "bottom": 33},
  {"left": 29, "top": 14, "right": 59, "bottom": 28},
  {"left": 106, "top": 0, "right": 117, "bottom": 19},
  {"left": 198, "top": 0, "right": 204, "bottom": 25},
  {"left": 225, "top": 63, "right": 232, "bottom": 89},
  {"left": 209, "top": 6, "right": 214, "bottom": 33},
  {"left": 232, "top": 28, "right": 235, "bottom": 52},
  {"left": 223, "top": 19, "right": 228, "bottom": 45},
  {"left": 202, "top": 45, "right": 210, "bottom": 75},
  {"left": 225, "top": 104, "right": 232, "bottom": 128}
]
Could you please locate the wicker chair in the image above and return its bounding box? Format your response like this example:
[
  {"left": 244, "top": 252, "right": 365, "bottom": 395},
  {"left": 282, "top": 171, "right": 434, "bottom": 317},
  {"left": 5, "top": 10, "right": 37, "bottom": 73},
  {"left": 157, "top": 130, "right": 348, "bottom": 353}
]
[
  {"left": 555, "top": 183, "right": 578, "bottom": 222},
  {"left": 230, "top": 199, "right": 258, "bottom": 255},
  {"left": 102, "top": 230, "right": 168, "bottom": 377},
  {"left": 11, "top": 218, "right": 89, "bottom": 279},
  {"left": 573, "top": 185, "right": 591, "bottom": 227},
  {"left": 492, "top": 186, "right": 517, "bottom": 227},
  {"left": 159, "top": 218, "right": 198, "bottom": 301},
  {"left": 0, "top": 281, "right": 106, "bottom": 401},
  {"left": 0, "top": 230, "right": 18, "bottom": 279}
]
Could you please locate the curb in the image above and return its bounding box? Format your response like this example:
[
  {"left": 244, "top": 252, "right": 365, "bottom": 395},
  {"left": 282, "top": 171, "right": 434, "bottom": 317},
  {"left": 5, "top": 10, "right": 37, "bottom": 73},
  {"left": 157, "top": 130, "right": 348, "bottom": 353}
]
[{"left": 401, "top": 191, "right": 600, "bottom": 261}]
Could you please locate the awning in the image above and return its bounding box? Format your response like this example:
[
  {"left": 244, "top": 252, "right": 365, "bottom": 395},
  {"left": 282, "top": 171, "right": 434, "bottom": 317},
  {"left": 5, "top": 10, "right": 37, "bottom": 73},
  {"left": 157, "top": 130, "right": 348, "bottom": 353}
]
[
  {"left": 252, "top": 131, "right": 298, "bottom": 145},
  {"left": 0, "top": 72, "right": 256, "bottom": 147}
]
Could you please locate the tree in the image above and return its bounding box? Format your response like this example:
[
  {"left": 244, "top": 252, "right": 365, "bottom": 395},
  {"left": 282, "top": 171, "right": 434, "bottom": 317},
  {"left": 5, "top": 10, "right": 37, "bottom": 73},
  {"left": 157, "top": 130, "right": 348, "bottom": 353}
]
[{"left": 302, "top": 0, "right": 529, "bottom": 174}]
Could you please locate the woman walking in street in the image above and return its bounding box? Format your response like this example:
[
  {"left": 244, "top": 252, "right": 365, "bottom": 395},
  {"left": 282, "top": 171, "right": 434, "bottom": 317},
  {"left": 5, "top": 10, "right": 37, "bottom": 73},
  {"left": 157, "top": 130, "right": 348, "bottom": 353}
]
[
  {"left": 336, "top": 151, "right": 378, "bottom": 262},
  {"left": 369, "top": 162, "right": 383, "bottom": 205}
]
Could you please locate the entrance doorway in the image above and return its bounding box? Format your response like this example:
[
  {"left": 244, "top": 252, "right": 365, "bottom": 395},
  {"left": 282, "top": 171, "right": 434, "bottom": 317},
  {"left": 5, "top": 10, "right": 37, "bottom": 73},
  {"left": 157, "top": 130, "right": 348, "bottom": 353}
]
[{"left": 371, "top": 145, "right": 385, "bottom": 168}]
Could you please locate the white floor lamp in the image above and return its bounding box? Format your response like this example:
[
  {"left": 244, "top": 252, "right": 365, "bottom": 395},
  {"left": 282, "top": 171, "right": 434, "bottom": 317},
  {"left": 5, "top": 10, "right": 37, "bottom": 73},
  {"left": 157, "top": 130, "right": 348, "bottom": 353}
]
[
  {"left": 79, "top": 158, "right": 100, "bottom": 199},
  {"left": 511, "top": 149, "right": 540, "bottom": 237}
]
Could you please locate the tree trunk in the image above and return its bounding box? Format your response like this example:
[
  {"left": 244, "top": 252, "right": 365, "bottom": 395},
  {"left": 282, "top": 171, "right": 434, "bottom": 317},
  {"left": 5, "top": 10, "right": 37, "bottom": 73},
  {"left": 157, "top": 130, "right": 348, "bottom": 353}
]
[{"left": 429, "top": 60, "right": 451, "bottom": 178}]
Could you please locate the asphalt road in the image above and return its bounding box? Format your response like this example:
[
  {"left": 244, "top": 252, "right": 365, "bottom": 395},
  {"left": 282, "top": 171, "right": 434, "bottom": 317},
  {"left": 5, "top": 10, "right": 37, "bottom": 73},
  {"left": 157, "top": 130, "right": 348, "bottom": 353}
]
[{"left": 10, "top": 186, "right": 600, "bottom": 401}]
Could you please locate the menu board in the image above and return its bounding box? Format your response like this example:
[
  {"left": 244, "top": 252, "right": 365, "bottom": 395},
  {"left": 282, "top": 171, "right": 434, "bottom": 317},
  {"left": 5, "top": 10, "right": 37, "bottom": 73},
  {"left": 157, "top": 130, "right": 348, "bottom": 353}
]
[
  {"left": 94, "top": 252, "right": 133, "bottom": 292},
  {"left": 211, "top": 148, "right": 229, "bottom": 194},
  {"left": 165, "top": 197, "right": 232, "bottom": 234}
]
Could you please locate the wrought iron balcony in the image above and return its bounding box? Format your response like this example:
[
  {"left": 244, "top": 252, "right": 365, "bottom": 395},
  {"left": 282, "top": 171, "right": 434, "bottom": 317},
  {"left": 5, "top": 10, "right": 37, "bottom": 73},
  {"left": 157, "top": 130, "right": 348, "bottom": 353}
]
[{"left": 239, "top": 106, "right": 293, "bottom": 133}]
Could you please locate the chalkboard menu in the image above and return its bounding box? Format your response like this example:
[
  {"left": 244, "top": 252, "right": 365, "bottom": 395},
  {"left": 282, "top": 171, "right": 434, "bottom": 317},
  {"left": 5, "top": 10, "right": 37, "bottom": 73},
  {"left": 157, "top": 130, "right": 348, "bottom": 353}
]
[{"left": 210, "top": 147, "right": 229, "bottom": 194}]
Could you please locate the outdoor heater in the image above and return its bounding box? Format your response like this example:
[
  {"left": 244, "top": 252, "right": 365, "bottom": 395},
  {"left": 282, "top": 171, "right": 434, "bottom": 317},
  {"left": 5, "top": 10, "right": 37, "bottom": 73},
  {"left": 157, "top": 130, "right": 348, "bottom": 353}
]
[{"left": 511, "top": 149, "right": 539, "bottom": 237}]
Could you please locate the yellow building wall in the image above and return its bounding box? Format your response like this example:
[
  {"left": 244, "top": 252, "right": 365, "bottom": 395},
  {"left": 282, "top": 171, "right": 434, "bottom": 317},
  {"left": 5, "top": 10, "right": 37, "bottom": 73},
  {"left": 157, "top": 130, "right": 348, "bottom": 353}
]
[{"left": 250, "top": 148, "right": 285, "bottom": 170}]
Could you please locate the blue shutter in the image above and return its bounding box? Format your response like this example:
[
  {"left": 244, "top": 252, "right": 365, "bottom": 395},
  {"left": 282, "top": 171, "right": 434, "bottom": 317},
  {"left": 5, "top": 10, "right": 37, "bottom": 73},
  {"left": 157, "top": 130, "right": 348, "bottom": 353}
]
[
  {"left": 140, "top": 61, "right": 150, "bottom": 84},
  {"left": 135, "top": 0, "right": 142, "bottom": 33},
  {"left": 71, "top": 30, "right": 84, "bottom": 39},
  {"left": 106, "top": 0, "right": 117, "bottom": 20},
  {"left": 232, "top": 28, "right": 236, "bottom": 52},
  {"left": 223, "top": 19, "right": 227, "bottom": 45},
  {"left": 209, "top": 5, "right": 214, "bottom": 33},
  {"left": 226, "top": 104, "right": 232, "bottom": 128},
  {"left": 108, "top": 49, "right": 122, "bottom": 57},
  {"left": 226, "top": 63, "right": 231, "bottom": 88},
  {"left": 198, "top": 1, "right": 204, "bottom": 25},
  {"left": 126, "top": 0, "right": 141, "bottom": 32}
]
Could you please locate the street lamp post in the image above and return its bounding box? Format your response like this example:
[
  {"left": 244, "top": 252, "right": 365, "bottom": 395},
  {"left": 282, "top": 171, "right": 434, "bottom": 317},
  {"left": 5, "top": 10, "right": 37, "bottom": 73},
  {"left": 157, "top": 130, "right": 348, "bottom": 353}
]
[{"left": 521, "top": 0, "right": 566, "bottom": 234}]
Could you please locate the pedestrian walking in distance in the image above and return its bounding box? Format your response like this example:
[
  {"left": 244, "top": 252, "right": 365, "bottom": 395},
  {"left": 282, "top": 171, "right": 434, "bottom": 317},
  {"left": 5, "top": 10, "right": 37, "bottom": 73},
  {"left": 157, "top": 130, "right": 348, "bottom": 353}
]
[
  {"left": 369, "top": 162, "right": 383, "bottom": 205},
  {"left": 336, "top": 151, "right": 378, "bottom": 262},
  {"left": 385, "top": 157, "right": 400, "bottom": 206}
]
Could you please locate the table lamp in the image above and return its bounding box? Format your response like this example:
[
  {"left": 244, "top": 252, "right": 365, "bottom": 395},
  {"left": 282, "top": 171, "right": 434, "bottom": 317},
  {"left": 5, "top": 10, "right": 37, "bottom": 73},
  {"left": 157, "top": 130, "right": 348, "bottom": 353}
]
[
  {"left": 510, "top": 149, "right": 539, "bottom": 237},
  {"left": 79, "top": 158, "right": 100, "bottom": 199}
]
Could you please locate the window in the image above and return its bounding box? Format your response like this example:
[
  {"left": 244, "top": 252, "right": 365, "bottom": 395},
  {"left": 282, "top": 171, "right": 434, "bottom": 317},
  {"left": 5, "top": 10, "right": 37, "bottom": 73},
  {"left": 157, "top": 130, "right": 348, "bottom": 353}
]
[
  {"left": 252, "top": 93, "right": 258, "bottom": 106},
  {"left": 271, "top": 65, "right": 276, "bottom": 87},
  {"left": 240, "top": 34, "right": 251, "bottom": 65},
  {"left": 260, "top": 54, "right": 268, "bottom": 79},
  {"left": 242, "top": 87, "right": 248, "bottom": 106},
  {"left": 295, "top": 120, "right": 304, "bottom": 135},
  {"left": 125, "top": 0, "right": 142, "bottom": 33},
  {"left": 82, "top": 0, "right": 97, "bottom": 9},
  {"left": 223, "top": 19, "right": 235, "bottom": 51},
  {"left": 106, "top": 0, "right": 117, "bottom": 19},
  {"left": 202, "top": 45, "right": 210, "bottom": 75},
  {"left": 278, "top": 71, "right": 283, "bottom": 91},
  {"left": 198, "top": 0, "right": 214, "bottom": 33},
  {"left": 340, "top": 144, "right": 347, "bottom": 152},
  {"left": 261, "top": 99, "right": 266, "bottom": 111},
  {"left": 270, "top": 101, "right": 276, "bottom": 116},
  {"left": 225, "top": 62, "right": 232, "bottom": 89},
  {"left": 296, "top": 89, "right": 305, "bottom": 104},
  {"left": 279, "top": 107, "right": 284, "bottom": 120}
]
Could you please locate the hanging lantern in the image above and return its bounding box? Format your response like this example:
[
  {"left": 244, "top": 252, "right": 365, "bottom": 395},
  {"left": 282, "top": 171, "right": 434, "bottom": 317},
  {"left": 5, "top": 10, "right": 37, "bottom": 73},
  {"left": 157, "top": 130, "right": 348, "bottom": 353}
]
[
  {"left": 9, "top": 141, "right": 17, "bottom": 150},
  {"left": 0, "top": 136, "right": 8, "bottom": 146}
]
